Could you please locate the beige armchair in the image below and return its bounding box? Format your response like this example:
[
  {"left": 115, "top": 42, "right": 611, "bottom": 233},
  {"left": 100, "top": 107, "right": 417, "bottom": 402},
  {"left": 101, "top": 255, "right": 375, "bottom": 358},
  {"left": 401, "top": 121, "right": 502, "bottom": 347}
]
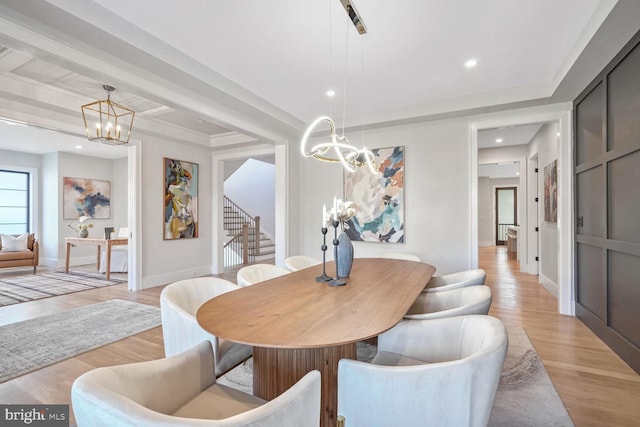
[
  {"left": 405, "top": 285, "right": 492, "bottom": 320},
  {"left": 72, "top": 341, "right": 322, "bottom": 426},
  {"left": 423, "top": 268, "right": 486, "bottom": 292},
  {"left": 337, "top": 315, "right": 508, "bottom": 427},
  {"left": 236, "top": 264, "right": 290, "bottom": 287},
  {"left": 160, "top": 277, "right": 252, "bottom": 376}
]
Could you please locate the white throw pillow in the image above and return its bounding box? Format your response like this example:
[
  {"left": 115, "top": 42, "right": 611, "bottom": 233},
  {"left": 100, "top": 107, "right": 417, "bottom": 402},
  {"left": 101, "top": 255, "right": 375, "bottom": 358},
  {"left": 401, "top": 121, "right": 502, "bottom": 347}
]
[{"left": 0, "top": 233, "right": 29, "bottom": 252}]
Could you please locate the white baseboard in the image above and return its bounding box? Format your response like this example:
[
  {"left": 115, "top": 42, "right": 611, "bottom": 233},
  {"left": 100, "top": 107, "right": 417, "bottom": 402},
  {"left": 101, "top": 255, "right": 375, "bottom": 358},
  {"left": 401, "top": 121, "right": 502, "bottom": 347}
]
[
  {"left": 539, "top": 273, "right": 558, "bottom": 298},
  {"left": 39, "top": 257, "right": 59, "bottom": 268},
  {"left": 55, "top": 256, "right": 96, "bottom": 269},
  {"left": 141, "top": 265, "right": 213, "bottom": 289},
  {"left": 478, "top": 241, "right": 494, "bottom": 247}
]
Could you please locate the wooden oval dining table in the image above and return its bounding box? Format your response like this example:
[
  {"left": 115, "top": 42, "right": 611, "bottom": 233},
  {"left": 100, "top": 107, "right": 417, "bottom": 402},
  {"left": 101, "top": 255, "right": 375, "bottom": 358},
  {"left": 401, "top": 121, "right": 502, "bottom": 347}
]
[{"left": 197, "top": 257, "right": 435, "bottom": 427}]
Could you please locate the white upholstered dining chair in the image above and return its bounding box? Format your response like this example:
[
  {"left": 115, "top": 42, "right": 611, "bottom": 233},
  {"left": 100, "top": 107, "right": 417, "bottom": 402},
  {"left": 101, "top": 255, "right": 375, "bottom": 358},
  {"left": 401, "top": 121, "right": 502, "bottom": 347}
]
[
  {"left": 404, "top": 285, "right": 492, "bottom": 320},
  {"left": 72, "top": 341, "right": 322, "bottom": 427},
  {"left": 379, "top": 252, "right": 421, "bottom": 262},
  {"left": 283, "top": 255, "right": 321, "bottom": 272},
  {"left": 337, "top": 315, "right": 508, "bottom": 427},
  {"left": 236, "top": 264, "right": 290, "bottom": 287},
  {"left": 160, "top": 277, "right": 252, "bottom": 376},
  {"left": 99, "top": 227, "right": 129, "bottom": 273},
  {"left": 423, "top": 268, "right": 486, "bottom": 292}
]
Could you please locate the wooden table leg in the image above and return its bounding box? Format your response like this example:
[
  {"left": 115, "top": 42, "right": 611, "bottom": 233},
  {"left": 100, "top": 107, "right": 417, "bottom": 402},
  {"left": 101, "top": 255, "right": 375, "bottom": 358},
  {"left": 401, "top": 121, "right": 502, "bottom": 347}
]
[
  {"left": 65, "top": 242, "right": 71, "bottom": 273},
  {"left": 253, "top": 344, "right": 356, "bottom": 427},
  {"left": 96, "top": 246, "right": 101, "bottom": 271},
  {"left": 105, "top": 243, "right": 112, "bottom": 281}
]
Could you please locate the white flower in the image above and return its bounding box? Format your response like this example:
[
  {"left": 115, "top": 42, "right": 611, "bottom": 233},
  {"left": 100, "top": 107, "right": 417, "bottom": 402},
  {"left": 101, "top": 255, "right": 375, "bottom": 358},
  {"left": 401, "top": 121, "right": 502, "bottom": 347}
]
[{"left": 326, "top": 199, "right": 356, "bottom": 228}]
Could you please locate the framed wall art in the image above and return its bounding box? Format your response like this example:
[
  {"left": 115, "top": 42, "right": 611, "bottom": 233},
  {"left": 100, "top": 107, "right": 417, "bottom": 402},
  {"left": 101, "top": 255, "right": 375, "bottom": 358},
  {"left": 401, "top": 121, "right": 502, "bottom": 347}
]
[
  {"left": 63, "top": 177, "right": 111, "bottom": 219},
  {"left": 344, "top": 146, "right": 405, "bottom": 243},
  {"left": 164, "top": 157, "right": 199, "bottom": 239},
  {"left": 544, "top": 159, "right": 557, "bottom": 223}
]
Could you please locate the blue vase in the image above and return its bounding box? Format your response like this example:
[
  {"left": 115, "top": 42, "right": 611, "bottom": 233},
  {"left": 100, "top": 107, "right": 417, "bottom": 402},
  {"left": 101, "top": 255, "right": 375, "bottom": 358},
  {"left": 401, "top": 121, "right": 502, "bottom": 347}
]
[{"left": 337, "top": 232, "right": 354, "bottom": 278}]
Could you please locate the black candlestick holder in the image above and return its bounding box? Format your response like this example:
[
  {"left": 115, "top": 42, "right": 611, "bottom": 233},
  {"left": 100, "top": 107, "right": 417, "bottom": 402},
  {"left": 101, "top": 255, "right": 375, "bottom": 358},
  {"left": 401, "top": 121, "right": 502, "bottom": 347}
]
[
  {"left": 329, "top": 220, "right": 346, "bottom": 286},
  {"left": 316, "top": 227, "right": 333, "bottom": 282}
]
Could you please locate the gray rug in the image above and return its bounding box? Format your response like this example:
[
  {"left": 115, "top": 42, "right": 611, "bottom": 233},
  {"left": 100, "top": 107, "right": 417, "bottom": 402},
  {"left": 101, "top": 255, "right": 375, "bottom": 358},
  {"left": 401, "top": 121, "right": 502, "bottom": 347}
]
[
  {"left": 219, "top": 325, "right": 574, "bottom": 426},
  {"left": 0, "top": 299, "right": 160, "bottom": 383},
  {"left": 489, "top": 326, "right": 574, "bottom": 426},
  {"left": 0, "top": 271, "right": 126, "bottom": 307}
]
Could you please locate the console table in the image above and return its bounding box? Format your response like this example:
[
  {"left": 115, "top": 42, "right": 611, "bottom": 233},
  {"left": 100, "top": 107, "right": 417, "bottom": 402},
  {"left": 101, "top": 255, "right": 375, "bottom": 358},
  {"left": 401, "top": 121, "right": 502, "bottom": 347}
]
[{"left": 64, "top": 237, "right": 128, "bottom": 281}]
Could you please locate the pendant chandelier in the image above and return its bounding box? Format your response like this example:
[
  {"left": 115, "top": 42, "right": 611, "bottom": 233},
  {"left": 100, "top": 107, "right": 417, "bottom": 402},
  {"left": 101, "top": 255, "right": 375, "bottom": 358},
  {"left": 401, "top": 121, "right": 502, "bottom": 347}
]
[
  {"left": 300, "top": 116, "right": 375, "bottom": 173},
  {"left": 81, "top": 85, "right": 135, "bottom": 145},
  {"left": 300, "top": 0, "right": 376, "bottom": 174}
]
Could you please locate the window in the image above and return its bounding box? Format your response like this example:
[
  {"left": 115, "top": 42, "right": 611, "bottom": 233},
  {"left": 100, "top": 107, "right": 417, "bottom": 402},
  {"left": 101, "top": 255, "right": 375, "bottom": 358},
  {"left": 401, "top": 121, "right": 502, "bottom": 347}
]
[{"left": 0, "top": 169, "right": 30, "bottom": 234}]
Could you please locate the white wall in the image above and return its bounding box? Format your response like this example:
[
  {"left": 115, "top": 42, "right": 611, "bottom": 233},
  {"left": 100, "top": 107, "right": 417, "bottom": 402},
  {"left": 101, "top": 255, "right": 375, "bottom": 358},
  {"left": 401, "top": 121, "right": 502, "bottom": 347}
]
[
  {"left": 224, "top": 158, "right": 276, "bottom": 238},
  {"left": 112, "top": 157, "right": 128, "bottom": 233},
  {"left": 0, "top": 149, "right": 41, "bottom": 240},
  {"left": 0, "top": 149, "right": 40, "bottom": 168},
  {"left": 299, "top": 118, "right": 472, "bottom": 275},
  {"left": 223, "top": 159, "right": 247, "bottom": 180},
  {"left": 140, "top": 137, "right": 214, "bottom": 287},
  {"left": 478, "top": 177, "right": 492, "bottom": 246},
  {"left": 41, "top": 152, "right": 58, "bottom": 267},
  {"left": 530, "top": 123, "right": 560, "bottom": 294}
]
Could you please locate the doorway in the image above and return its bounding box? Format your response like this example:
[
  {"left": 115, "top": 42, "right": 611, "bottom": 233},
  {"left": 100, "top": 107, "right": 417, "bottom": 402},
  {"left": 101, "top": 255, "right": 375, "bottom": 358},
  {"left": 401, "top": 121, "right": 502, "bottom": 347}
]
[{"left": 495, "top": 187, "right": 517, "bottom": 245}]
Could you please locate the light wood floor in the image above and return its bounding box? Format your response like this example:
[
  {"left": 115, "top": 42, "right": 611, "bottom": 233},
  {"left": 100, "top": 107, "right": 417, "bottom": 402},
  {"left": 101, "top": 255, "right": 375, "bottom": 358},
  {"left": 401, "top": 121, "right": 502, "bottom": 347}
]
[
  {"left": 482, "top": 246, "right": 640, "bottom": 427},
  {"left": 0, "top": 250, "right": 639, "bottom": 426}
]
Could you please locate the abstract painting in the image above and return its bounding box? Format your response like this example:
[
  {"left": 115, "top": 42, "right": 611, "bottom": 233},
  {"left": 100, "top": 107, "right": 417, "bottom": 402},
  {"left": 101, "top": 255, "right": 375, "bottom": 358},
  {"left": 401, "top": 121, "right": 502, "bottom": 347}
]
[
  {"left": 63, "top": 177, "right": 110, "bottom": 219},
  {"left": 544, "top": 159, "right": 557, "bottom": 223},
  {"left": 344, "top": 146, "right": 405, "bottom": 243},
  {"left": 164, "top": 157, "right": 198, "bottom": 239}
]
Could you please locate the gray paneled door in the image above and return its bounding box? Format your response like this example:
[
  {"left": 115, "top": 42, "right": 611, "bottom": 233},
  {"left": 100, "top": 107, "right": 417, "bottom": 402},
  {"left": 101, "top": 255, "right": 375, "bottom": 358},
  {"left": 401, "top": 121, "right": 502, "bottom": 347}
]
[{"left": 574, "top": 32, "right": 640, "bottom": 374}]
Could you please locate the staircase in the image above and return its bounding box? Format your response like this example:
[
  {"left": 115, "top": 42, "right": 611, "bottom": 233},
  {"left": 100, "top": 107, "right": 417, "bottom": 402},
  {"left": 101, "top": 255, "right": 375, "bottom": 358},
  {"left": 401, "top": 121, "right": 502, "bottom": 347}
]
[{"left": 223, "top": 197, "right": 275, "bottom": 266}]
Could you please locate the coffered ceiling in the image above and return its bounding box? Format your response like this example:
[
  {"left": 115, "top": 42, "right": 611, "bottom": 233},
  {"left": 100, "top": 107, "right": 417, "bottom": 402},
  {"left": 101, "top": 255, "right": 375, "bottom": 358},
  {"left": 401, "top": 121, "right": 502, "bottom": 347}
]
[{"left": 0, "top": 0, "right": 638, "bottom": 158}]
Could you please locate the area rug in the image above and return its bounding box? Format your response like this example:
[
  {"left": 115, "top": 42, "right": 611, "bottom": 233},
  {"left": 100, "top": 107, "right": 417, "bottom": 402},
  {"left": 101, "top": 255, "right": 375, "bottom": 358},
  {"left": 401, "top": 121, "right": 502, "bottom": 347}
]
[
  {"left": 0, "top": 299, "right": 160, "bottom": 383},
  {"left": 489, "top": 326, "right": 574, "bottom": 426},
  {"left": 218, "top": 325, "right": 574, "bottom": 426},
  {"left": 0, "top": 271, "right": 126, "bottom": 307}
]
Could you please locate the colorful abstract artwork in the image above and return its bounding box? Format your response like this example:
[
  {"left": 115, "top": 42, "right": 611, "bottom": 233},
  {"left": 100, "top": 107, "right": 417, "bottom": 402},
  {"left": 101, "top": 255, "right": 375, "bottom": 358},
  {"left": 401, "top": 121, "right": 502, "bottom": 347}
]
[
  {"left": 63, "top": 177, "right": 110, "bottom": 219},
  {"left": 544, "top": 159, "right": 557, "bottom": 223},
  {"left": 344, "top": 146, "right": 405, "bottom": 243},
  {"left": 164, "top": 158, "right": 198, "bottom": 240}
]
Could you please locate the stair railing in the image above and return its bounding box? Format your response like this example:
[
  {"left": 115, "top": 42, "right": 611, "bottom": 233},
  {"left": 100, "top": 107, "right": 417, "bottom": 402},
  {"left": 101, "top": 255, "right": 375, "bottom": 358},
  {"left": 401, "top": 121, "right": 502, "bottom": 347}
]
[
  {"left": 223, "top": 196, "right": 260, "bottom": 265},
  {"left": 224, "top": 224, "right": 252, "bottom": 266}
]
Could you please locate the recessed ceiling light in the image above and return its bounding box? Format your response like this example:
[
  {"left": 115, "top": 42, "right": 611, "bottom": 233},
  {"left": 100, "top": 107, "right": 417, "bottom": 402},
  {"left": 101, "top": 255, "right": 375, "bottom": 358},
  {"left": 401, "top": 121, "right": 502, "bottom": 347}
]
[
  {"left": 496, "top": 138, "right": 503, "bottom": 143},
  {"left": 516, "top": 172, "right": 520, "bottom": 176},
  {"left": 557, "top": 132, "right": 561, "bottom": 136},
  {"left": 75, "top": 145, "right": 83, "bottom": 149},
  {"left": 326, "top": 89, "right": 336, "bottom": 97},
  {"left": 464, "top": 59, "right": 477, "bottom": 68}
]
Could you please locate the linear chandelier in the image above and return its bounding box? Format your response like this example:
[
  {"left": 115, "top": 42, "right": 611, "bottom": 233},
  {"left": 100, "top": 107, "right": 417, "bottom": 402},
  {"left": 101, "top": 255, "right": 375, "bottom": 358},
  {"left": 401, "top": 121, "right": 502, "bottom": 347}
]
[
  {"left": 300, "top": 0, "right": 376, "bottom": 174},
  {"left": 81, "top": 85, "right": 135, "bottom": 145}
]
